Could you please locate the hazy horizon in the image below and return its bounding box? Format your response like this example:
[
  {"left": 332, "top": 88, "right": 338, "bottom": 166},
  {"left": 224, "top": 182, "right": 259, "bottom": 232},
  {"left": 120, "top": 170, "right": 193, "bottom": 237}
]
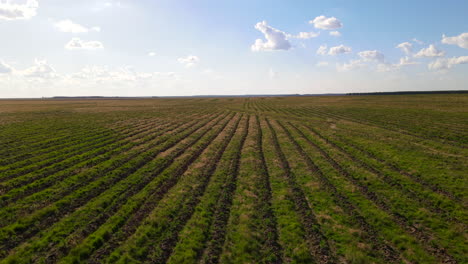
[{"left": 1, "top": 0, "right": 467, "bottom": 98}]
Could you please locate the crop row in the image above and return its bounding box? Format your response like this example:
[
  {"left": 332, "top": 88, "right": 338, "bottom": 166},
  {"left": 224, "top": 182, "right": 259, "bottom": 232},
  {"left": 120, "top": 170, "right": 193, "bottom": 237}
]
[
  {"left": 0, "top": 118, "right": 191, "bottom": 211},
  {"left": 0, "top": 113, "right": 226, "bottom": 259},
  {"left": 280, "top": 121, "right": 461, "bottom": 263}
]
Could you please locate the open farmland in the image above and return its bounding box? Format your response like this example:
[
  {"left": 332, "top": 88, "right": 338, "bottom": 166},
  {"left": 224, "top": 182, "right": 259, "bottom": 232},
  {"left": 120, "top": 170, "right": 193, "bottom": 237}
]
[{"left": 0, "top": 94, "right": 466, "bottom": 264}]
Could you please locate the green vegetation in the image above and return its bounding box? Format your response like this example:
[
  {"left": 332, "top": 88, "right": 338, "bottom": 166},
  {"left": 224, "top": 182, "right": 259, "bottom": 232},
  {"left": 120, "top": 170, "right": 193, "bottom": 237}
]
[{"left": 0, "top": 94, "right": 466, "bottom": 263}]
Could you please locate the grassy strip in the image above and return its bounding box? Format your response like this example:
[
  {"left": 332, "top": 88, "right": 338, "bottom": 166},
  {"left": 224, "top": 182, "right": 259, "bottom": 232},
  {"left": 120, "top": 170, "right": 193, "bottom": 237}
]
[
  {"left": 0, "top": 121, "right": 104, "bottom": 159},
  {"left": 81, "top": 114, "right": 241, "bottom": 264},
  {"left": 303, "top": 124, "right": 466, "bottom": 223},
  {"left": 0, "top": 119, "right": 182, "bottom": 212},
  {"left": 284, "top": 107, "right": 465, "bottom": 201},
  {"left": 102, "top": 114, "right": 243, "bottom": 263},
  {"left": 0, "top": 122, "right": 149, "bottom": 187},
  {"left": 0, "top": 112, "right": 202, "bottom": 169},
  {"left": 85, "top": 114, "right": 240, "bottom": 263},
  {"left": 163, "top": 117, "right": 255, "bottom": 264},
  {"left": 260, "top": 117, "right": 314, "bottom": 263},
  {"left": 45, "top": 114, "right": 237, "bottom": 263},
  {"left": 332, "top": 133, "right": 462, "bottom": 202},
  {"left": 0, "top": 114, "right": 223, "bottom": 255},
  {"left": 292, "top": 122, "right": 459, "bottom": 263},
  {"left": 306, "top": 106, "right": 466, "bottom": 145},
  {"left": 0, "top": 118, "right": 173, "bottom": 190},
  {"left": 197, "top": 116, "right": 250, "bottom": 264},
  {"left": 0, "top": 117, "right": 160, "bottom": 174},
  {"left": 302, "top": 107, "right": 464, "bottom": 147},
  {"left": 218, "top": 115, "right": 282, "bottom": 263},
  {"left": 0, "top": 113, "right": 229, "bottom": 262},
  {"left": 282, "top": 121, "right": 401, "bottom": 263},
  {"left": 265, "top": 118, "right": 334, "bottom": 264}
]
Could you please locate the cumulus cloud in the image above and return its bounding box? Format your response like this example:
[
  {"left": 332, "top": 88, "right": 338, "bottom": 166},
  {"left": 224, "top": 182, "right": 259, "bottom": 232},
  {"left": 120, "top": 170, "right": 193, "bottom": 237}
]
[
  {"left": 428, "top": 56, "right": 468, "bottom": 70},
  {"left": 178, "top": 55, "right": 199, "bottom": 67},
  {"left": 337, "top": 50, "right": 417, "bottom": 73},
  {"left": 54, "top": 20, "right": 100, "bottom": 33},
  {"left": 414, "top": 44, "right": 445, "bottom": 58},
  {"left": 328, "top": 45, "right": 352, "bottom": 55},
  {"left": 0, "top": 0, "right": 38, "bottom": 20},
  {"left": 310, "top": 15, "right": 343, "bottom": 30},
  {"left": 336, "top": 60, "right": 365, "bottom": 72},
  {"left": 441, "top": 33, "right": 468, "bottom": 49},
  {"left": 412, "top": 38, "right": 424, "bottom": 45},
  {"left": 375, "top": 63, "right": 398, "bottom": 72},
  {"left": 293, "top": 31, "right": 320, "bottom": 39},
  {"left": 92, "top": 0, "right": 123, "bottom": 12},
  {"left": 251, "top": 21, "right": 291, "bottom": 51},
  {"left": 148, "top": 52, "right": 156, "bottom": 57},
  {"left": 0, "top": 61, "right": 13, "bottom": 74},
  {"left": 358, "top": 50, "right": 385, "bottom": 62},
  {"left": 396, "top": 42, "right": 413, "bottom": 55},
  {"left": 21, "top": 59, "right": 57, "bottom": 79},
  {"left": 316, "top": 44, "right": 328, "bottom": 55},
  {"left": 70, "top": 65, "right": 176, "bottom": 83},
  {"left": 65, "top": 38, "right": 104, "bottom": 50},
  {"left": 377, "top": 55, "right": 420, "bottom": 72},
  {"left": 398, "top": 56, "right": 418, "bottom": 66},
  {"left": 329, "top": 31, "right": 341, "bottom": 37},
  {"left": 72, "top": 66, "right": 135, "bottom": 82}
]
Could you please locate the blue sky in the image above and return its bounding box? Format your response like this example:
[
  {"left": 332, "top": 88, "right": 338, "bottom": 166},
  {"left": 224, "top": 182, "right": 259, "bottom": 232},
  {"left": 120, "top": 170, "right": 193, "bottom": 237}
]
[{"left": 0, "top": 0, "right": 467, "bottom": 97}]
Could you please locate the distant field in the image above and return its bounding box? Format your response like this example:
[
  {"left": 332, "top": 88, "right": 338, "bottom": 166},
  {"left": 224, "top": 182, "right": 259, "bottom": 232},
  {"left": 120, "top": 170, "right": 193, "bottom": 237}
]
[{"left": 0, "top": 94, "right": 466, "bottom": 263}]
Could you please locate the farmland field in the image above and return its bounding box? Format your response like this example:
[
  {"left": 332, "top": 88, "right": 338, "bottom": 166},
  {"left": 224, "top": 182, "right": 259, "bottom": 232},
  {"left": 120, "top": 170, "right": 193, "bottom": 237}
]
[{"left": 0, "top": 94, "right": 466, "bottom": 264}]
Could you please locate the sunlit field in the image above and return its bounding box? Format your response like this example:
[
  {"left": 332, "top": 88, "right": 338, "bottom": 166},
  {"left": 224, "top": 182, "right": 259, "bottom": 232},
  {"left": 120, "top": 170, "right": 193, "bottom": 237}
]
[{"left": 0, "top": 94, "right": 466, "bottom": 263}]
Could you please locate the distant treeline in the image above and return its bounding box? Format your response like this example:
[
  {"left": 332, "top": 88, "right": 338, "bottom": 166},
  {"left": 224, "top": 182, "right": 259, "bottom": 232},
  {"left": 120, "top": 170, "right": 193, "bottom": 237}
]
[
  {"left": 347, "top": 90, "right": 468, "bottom": 96},
  {"left": 28, "top": 90, "right": 468, "bottom": 100}
]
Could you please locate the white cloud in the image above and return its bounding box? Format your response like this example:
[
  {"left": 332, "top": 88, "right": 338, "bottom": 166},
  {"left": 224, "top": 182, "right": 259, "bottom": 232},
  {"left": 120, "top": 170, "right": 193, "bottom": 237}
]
[
  {"left": 316, "top": 44, "right": 328, "bottom": 55},
  {"left": 379, "top": 55, "right": 419, "bottom": 72},
  {"left": 376, "top": 63, "right": 397, "bottom": 72},
  {"left": 54, "top": 20, "right": 100, "bottom": 33},
  {"left": 65, "top": 38, "right": 104, "bottom": 50},
  {"left": 428, "top": 56, "right": 468, "bottom": 70},
  {"left": 412, "top": 38, "right": 424, "bottom": 45},
  {"left": 21, "top": 59, "right": 57, "bottom": 79},
  {"left": 72, "top": 66, "right": 135, "bottom": 82},
  {"left": 376, "top": 61, "right": 414, "bottom": 72},
  {"left": 310, "top": 15, "right": 343, "bottom": 30},
  {"left": 148, "top": 52, "right": 156, "bottom": 57},
  {"left": 329, "top": 31, "right": 341, "bottom": 37},
  {"left": 337, "top": 51, "right": 417, "bottom": 73},
  {"left": 178, "top": 55, "right": 199, "bottom": 67},
  {"left": 70, "top": 65, "right": 177, "bottom": 83},
  {"left": 358, "top": 50, "right": 385, "bottom": 62},
  {"left": 293, "top": 31, "right": 320, "bottom": 39},
  {"left": 414, "top": 44, "right": 445, "bottom": 58},
  {"left": 0, "top": 61, "right": 13, "bottom": 74},
  {"left": 441, "top": 33, "right": 468, "bottom": 49},
  {"left": 398, "top": 56, "right": 418, "bottom": 66},
  {"left": 0, "top": 0, "right": 38, "bottom": 20},
  {"left": 336, "top": 60, "right": 365, "bottom": 72},
  {"left": 396, "top": 42, "right": 413, "bottom": 55},
  {"left": 328, "top": 45, "right": 352, "bottom": 55},
  {"left": 92, "top": 0, "right": 122, "bottom": 12},
  {"left": 251, "top": 21, "right": 291, "bottom": 51}
]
